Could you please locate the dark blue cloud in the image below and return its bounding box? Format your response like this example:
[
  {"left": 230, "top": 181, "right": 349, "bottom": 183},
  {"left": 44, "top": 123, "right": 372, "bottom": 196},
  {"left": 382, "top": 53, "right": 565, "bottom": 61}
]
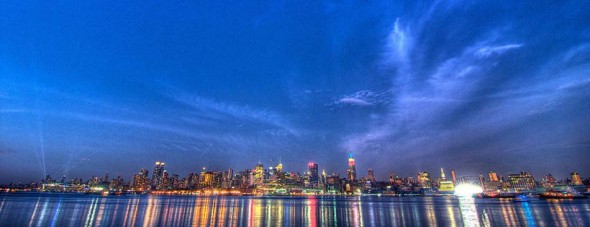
[{"left": 0, "top": 1, "right": 589, "bottom": 183}]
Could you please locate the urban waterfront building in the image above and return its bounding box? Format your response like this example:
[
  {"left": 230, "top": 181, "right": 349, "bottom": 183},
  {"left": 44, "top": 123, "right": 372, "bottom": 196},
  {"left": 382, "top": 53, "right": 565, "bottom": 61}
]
[
  {"left": 508, "top": 171, "right": 536, "bottom": 191},
  {"left": 488, "top": 171, "right": 499, "bottom": 182},
  {"left": 571, "top": 172, "right": 583, "bottom": 186},
  {"left": 438, "top": 168, "right": 454, "bottom": 193}
]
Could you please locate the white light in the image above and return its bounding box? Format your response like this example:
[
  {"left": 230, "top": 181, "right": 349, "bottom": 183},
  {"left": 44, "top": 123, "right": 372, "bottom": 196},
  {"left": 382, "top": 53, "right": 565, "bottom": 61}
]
[{"left": 454, "top": 184, "right": 483, "bottom": 197}]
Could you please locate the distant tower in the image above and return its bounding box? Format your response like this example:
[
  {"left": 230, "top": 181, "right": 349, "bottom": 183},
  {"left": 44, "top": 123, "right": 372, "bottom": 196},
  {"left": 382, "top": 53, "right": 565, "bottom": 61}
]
[
  {"left": 451, "top": 169, "right": 457, "bottom": 185},
  {"left": 152, "top": 162, "right": 166, "bottom": 189},
  {"left": 308, "top": 162, "right": 319, "bottom": 187},
  {"left": 368, "top": 169, "right": 375, "bottom": 182},
  {"left": 440, "top": 168, "right": 446, "bottom": 181},
  {"left": 347, "top": 151, "right": 357, "bottom": 181}
]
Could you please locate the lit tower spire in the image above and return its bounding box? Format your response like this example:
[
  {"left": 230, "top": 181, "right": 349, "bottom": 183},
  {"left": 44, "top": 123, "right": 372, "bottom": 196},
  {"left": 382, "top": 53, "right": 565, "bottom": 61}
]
[
  {"left": 347, "top": 150, "right": 357, "bottom": 181},
  {"left": 441, "top": 168, "right": 446, "bottom": 180}
]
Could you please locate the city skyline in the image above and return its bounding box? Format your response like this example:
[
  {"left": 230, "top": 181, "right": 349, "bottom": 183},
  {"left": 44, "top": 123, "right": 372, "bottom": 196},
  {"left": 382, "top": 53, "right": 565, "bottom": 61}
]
[
  {"left": 2, "top": 1, "right": 590, "bottom": 183},
  {"left": 3, "top": 152, "right": 587, "bottom": 186}
]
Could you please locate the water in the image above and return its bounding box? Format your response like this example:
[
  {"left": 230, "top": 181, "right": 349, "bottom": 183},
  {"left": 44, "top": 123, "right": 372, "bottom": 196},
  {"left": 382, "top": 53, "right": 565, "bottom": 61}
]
[{"left": 0, "top": 193, "right": 589, "bottom": 226}]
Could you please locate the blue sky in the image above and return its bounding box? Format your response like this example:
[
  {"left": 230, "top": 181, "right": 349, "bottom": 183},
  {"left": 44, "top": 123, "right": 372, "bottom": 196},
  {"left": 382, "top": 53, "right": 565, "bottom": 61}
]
[{"left": 1, "top": 1, "right": 589, "bottom": 183}]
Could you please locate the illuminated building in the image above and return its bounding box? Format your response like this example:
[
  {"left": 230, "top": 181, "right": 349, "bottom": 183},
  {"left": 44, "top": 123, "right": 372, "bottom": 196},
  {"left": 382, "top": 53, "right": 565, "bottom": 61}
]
[
  {"left": 275, "top": 162, "right": 283, "bottom": 173},
  {"left": 151, "top": 162, "right": 165, "bottom": 190},
  {"left": 320, "top": 170, "right": 327, "bottom": 189},
  {"left": 571, "top": 172, "right": 583, "bottom": 186},
  {"left": 132, "top": 168, "right": 150, "bottom": 191},
  {"left": 418, "top": 172, "right": 431, "bottom": 188},
  {"left": 222, "top": 169, "right": 234, "bottom": 189},
  {"left": 508, "top": 171, "right": 536, "bottom": 192},
  {"left": 451, "top": 169, "right": 457, "bottom": 185},
  {"left": 200, "top": 171, "right": 222, "bottom": 188},
  {"left": 160, "top": 171, "right": 170, "bottom": 190},
  {"left": 347, "top": 151, "right": 357, "bottom": 181},
  {"left": 308, "top": 162, "right": 319, "bottom": 188},
  {"left": 254, "top": 163, "right": 264, "bottom": 186},
  {"left": 488, "top": 171, "right": 499, "bottom": 182},
  {"left": 367, "top": 169, "right": 375, "bottom": 182},
  {"left": 438, "top": 168, "right": 454, "bottom": 193}
]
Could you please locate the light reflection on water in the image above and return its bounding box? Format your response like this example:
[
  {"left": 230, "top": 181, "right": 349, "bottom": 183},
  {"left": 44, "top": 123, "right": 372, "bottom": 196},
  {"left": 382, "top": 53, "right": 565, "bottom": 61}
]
[{"left": 0, "top": 193, "right": 589, "bottom": 226}]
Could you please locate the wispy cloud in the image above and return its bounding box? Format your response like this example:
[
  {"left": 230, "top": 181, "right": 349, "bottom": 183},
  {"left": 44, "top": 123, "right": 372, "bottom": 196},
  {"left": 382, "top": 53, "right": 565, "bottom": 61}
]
[
  {"left": 474, "top": 44, "right": 523, "bottom": 58},
  {"left": 334, "top": 90, "right": 391, "bottom": 107},
  {"left": 166, "top": 88, "right": 299, "bottom": 136},
  {"left": 337, "top": 97, "right": 374, "bottom": 106}
]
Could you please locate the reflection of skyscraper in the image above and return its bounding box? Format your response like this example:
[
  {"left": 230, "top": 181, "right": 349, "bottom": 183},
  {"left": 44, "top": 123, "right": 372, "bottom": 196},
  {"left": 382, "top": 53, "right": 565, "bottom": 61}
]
[
  {"left": 571, "top": 172, "right": 583, "bottom": 185},
  {"left": 347, "top": 151, "right": 356, "bottom": 181},
  {"left": 151, "top": 162, "right": 165, "bottom": 189},
  {"left": 309, "top": 162, "right": 319, "bottom": 187}
]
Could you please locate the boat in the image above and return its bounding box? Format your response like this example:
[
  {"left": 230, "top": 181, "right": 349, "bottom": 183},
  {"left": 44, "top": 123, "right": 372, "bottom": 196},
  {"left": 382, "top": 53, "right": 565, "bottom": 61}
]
[
  {"left": 512, "top": 194, "right": 530, "bottom": 202},
  {"left": 476, "top": 192, "right": 516, "bottom": 198},
  {"left": 540, "top": 190, "right": 588, "bottom": 199}
]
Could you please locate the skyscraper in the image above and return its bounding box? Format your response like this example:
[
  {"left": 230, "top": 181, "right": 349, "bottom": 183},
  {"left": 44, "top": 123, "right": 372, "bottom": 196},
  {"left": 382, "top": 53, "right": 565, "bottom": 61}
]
[
  {"left": 451, "top": 169, "right": 457, "bottom": 185},
  {"left": 347, "top": 151, "right": 357, "bottom": 181},
  {"left": 367, "top": 169, "right": 375, "bottom": 182},
  {"left": 308, "top": 162, "right": 319, "bottom": 187},
  {"left": 254, "top": 163, "right": 264, "bottom": 186},
  {"left": 151, "top": 162, "right": 165, "bottom": 189}
]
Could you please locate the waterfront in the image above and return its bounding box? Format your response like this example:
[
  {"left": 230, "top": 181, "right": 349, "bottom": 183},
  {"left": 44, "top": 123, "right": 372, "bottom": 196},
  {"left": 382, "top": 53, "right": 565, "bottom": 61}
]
[{"left": 0, "top": 193, "right": 589, "bottom": 226}]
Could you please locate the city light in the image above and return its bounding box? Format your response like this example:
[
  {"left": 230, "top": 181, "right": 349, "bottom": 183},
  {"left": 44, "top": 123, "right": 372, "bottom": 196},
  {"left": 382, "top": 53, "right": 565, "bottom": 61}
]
[{"left": 454, "top": 184, "right": 483, "bottom": 197}]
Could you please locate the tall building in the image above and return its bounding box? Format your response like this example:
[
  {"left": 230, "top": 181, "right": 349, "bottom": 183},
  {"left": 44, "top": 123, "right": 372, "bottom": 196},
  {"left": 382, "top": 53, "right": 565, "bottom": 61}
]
[
  {"left": 132, "top": 168, "right": 150, "bottom": 191},
  {"left": 488, "top": 171, "right": 499, "bottom": 182},
  {"left": 254, "top": 163, "right": 264, "bottom": 186},
  {"left": 347, "top": 151, "right": 357, "bottom": 181},
  {"left": 151, "top": 162, "right": 165, "bottom": 189},
  {"left": 451, "top": 169, "right": 457, "bottom": 185},
  {"left": 440, "top": 168, "right": 446, "bottom": 181},
  {"left": 308, "top": 162, "right": 319, "bottom": 188},
  {"left": 571, "top": 172, "right": 583, "bottom": 186},
  {"left": 368, "top": 169, "right": 375, "bottom": 182}
]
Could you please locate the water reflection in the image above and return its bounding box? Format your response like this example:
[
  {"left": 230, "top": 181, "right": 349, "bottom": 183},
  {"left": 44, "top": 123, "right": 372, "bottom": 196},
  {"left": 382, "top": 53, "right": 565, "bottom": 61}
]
[
  {"left": 458, "top": 197, "right": 480, "bottom": 226},
  {"left": 0, "top": 193, "right": 588, "bottom": 226}
]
